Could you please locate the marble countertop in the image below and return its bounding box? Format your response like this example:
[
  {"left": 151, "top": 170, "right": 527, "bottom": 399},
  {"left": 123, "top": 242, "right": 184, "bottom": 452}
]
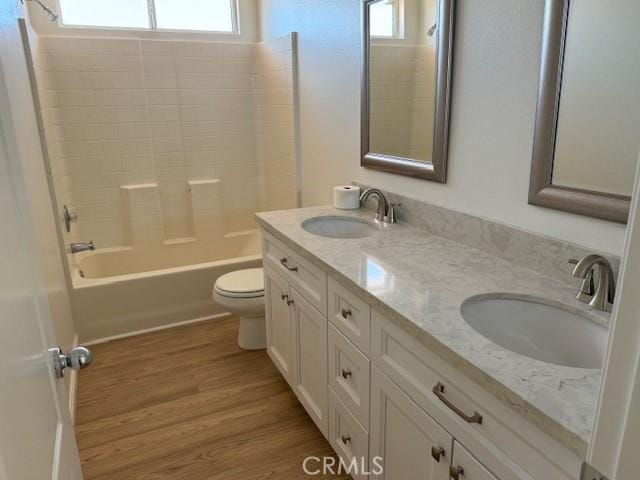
[{"left": 255, "top": 206, "right": 609, "bottom": 456}]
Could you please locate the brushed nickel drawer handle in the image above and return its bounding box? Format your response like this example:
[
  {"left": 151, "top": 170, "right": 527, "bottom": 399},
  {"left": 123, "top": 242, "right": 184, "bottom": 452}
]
[
  {"left": 433, "top": 382, "right": 483, "bottom": 425},
  {"left": 341, "top": 368, "right": 352, "bottom": 379},
  {"left": 341, "top": 435, "right": 351, "bottom": 445},
  {"left": 341, "top": 308, "right": 352, "bottom": 319},
  {"left": 280, "top": 257, "right": 298, "bottom": 272},
  {"left": 450, "top": 465, "right": 464, "bottom": 479},
  {"left": 281, "top": 294, "right": 288, "bottom": 301},
  {"left": 431, "top": 446, "right": 445, "bottom": 462}
]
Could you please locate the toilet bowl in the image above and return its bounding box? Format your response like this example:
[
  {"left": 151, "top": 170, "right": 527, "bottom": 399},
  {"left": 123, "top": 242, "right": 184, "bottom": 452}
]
[{"left": 213, "top": 267, "right": 266, "bottom": 350}]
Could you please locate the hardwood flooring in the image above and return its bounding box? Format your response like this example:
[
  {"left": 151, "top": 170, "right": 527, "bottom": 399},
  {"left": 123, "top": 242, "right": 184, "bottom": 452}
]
[{"left": 75, "top": 317, "right": 349, "bottom": 479}]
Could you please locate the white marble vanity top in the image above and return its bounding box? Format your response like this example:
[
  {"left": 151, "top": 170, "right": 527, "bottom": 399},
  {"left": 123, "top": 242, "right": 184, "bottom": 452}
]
[{"left": 256, "top": 206, "right": 609, "bottom": 456}]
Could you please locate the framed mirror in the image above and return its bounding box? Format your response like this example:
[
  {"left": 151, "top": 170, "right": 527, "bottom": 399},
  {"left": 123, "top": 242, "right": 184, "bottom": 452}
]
[
  {"left": 361, "top": 0, "right": 455, "bottom": 182},
  {"left": 529, "top": 0, "right": 640, "bottom": 224}
]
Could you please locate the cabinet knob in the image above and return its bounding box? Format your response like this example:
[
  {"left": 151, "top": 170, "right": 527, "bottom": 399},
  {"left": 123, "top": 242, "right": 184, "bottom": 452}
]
[
  {"left": 341, "top": 308, "right": 352, "bottom": 319},
  {"left": 341, "top": 435, "right": 351, "bottom": 445},
  {"left": 341, "top": 368, "right": 352, "bottom": 379},
  {"left": 281, "top": 294, "right": 288, "bottom": 302},
  {"left": 287, "top": 299, "right": 295, "bottom": 306},
  {"left": 450, "top": 465, "right": 464, "bottom": 480},
  {"left": 431, "top": 446, "right": 445, "bottom": 462}
]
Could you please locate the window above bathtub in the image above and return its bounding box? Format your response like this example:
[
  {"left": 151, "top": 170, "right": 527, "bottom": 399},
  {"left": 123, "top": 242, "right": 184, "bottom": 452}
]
[
  {"left": 57, "top": 0, "right": 238, "bottom": 34},
  {"left": 369, "top": 0, "right": 404, "bottom": 39}
]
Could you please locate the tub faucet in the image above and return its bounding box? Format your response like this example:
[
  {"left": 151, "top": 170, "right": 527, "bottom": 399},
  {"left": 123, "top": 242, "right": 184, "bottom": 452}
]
[
  {"left": 570, "top": 255, "right": 616, "bottom": 313},
  {"left": 360, "top": 188, "right": 397, "bottom": 223},
  {"left": 70, "top": 241, "right": 95, "bottom": 254}
]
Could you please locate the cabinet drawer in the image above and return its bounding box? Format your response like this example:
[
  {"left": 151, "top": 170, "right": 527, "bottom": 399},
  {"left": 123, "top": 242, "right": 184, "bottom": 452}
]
[
  {"left": 328, "top": 277, "right": 371, "bottom": 355},
  {"left": 328, "top": 323, "right": 370, "bottom": 429},
  {"left": 262, "top": 231, "right": 327, "bottom": 315},
  {"left": 329, "top": 388, "right": 370, "bottom": 480},
  {"left": 371, "top": 310, "right": 578, "bottom": 480}
]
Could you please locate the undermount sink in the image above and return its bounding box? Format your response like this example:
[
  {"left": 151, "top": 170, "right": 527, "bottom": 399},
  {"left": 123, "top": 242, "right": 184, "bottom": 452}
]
[
  {"left": 301, "top": 216, "right": 380, "bottom": 239},
  {"left": 461, "top": 294, "right": 608, "bottom": 369}
]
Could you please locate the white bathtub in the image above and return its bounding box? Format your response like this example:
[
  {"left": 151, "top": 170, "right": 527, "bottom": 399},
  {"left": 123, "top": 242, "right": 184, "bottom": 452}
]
[{"left": 69, "top": 231, "right": 262, "bottom": 342}]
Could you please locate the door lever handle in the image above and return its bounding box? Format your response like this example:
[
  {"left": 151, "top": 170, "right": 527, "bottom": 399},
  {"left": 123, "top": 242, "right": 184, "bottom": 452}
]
[{"left": 49, "top": 346, "right": 93, "bottom": 379}]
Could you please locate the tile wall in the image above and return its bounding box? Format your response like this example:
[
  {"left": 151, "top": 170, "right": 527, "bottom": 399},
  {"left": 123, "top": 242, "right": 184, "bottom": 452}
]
[
  {"left": 369, "top": 44, "right": 435, "bottom": 161},
  {"left": 32, "top": 34, "right": 297, "bottom": 249}
]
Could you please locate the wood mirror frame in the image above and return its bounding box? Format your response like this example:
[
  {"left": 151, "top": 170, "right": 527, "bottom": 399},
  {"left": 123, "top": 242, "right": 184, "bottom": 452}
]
[
  {"left": 361, "top": 0, "right": 455, "bottom": 183},
  {"left": 529, "top": 0, "right": 631, "bottom": 224}
]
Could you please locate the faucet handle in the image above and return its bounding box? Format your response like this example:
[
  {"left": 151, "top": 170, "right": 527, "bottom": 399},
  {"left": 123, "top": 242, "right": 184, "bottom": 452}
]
[{"left": 384, "top": 203, "right": 401, "bottom": 224}]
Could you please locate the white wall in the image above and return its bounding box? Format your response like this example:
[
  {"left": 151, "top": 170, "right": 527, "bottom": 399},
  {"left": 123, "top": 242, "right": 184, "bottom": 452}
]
[{"left": 259, "top": 0, "right": 628, "bottom": 255}]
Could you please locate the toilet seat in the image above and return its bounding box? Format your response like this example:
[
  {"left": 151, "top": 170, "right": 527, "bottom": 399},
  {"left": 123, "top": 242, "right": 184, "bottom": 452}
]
[{"left": 214, "top": 268, "right": 264, "bottom": 299}]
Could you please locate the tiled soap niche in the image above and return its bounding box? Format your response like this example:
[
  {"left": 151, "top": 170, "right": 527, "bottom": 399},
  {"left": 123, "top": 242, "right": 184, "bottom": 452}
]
[{"left": 32, "top": 34, "right": 298, "bottom": 249}]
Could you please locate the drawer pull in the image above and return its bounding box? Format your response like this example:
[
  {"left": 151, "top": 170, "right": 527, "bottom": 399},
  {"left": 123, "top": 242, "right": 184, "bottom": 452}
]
[
  {"left": 341, "top": 308, "right": 352, "bottom": 319},
  {"left": 433, "top": 382, "right": 483, "bottom": 425},
  {"left": 287, "top": 299, "right": 295, "bottom": 306},
  {"left": 450, "top": 465, "right": 464, "bottom": 479},
  {"left": 341, "top": 435, "right": 351, "bottom": 445},
  {"left": 431, "top": 446, "right": 445, "bottom": 462},
  {"left": 280, "top": 257, "right": 298, "bottom": 272},
  {"left": 281, "top": 294, "right": 289, "bottom": 302},
  {"left": 341, "top": 368, "right": 352, "bottom": 379}
]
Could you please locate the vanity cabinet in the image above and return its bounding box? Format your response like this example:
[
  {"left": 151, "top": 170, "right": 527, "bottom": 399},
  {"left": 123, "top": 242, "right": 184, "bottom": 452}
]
[
  {"left": 370, "top": 366, "right": 452, "bottom": 480},
  {"left": 264, "top": 266, "right": 294, "bottom": 383},
  {"left": 261, "top": 228, "right": 583, "bottom": 480},
  {"left": 290, "top": 288, "right": 328, "bottom": 435},
  {"left": 264, "top": 264, "right": 329, "bottom": 436}
]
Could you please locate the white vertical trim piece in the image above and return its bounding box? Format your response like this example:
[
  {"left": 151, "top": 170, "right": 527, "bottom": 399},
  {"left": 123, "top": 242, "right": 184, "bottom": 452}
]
[
  {"left": 147, "top": 0, "right": 157, "bottom": 30},
  {"left": 230, "top": 0, "right": 240, "bottom": 35},
  {"left": 291, "top": 32, "right": 303, "bottom": 208},
  {"left": 588, "top": 150, "right": 640, "bottom": 479}
]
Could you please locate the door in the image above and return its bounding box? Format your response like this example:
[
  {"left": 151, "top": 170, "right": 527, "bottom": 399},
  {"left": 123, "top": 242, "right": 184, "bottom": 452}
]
[
  {"left": 0, "top": 102, "right": 83, "bottom": 477},
  {"left": 290, "top": 287, "right": 329, "bottom": 437},
  {"left": 264, "top": 265, "right": 294, "bottom": 384},
  {"left": 587, "top": 151, "right": 640, "bottom": 479},
  {"left": 370, "top": 366, "right": 452, "bottom": 480},
  {"left": 450, "top": 441, "right": 498, "bottom": 480}
]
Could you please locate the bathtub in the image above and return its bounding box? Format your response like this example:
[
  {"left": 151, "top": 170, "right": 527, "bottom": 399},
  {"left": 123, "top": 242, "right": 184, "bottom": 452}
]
[{"left": 69, "top": 231, "right": 262, "bottom": 342}]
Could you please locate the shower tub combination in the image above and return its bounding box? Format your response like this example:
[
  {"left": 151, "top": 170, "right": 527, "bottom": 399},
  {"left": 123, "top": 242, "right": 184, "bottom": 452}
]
[{"left": 69, "top": 231, "right": 262, "bottom": 342}]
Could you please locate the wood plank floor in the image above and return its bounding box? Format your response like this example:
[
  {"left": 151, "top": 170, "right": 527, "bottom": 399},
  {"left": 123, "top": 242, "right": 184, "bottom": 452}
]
[{"left": 75, "top": 317, "right": 349, "bottom": 479}]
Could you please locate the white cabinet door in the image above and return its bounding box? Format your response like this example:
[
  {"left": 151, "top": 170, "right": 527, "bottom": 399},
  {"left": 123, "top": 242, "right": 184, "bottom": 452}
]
[
  {"left": 291, "top": 287, "right": 329, "bottom": 437},
  {"left": 370, "top": 366, "right": 451, "bottom": 480},
  {"left": 450, "top": 441, "right": 499, "bottom": 480},
  {"left": 264, "top": 266, "right": 294, "bottom": 385}
]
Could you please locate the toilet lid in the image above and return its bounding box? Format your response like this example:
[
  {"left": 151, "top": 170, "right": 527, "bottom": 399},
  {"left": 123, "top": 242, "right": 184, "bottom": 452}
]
[{"left": 214, "top": 268, "right": 264, "bottom": 297}]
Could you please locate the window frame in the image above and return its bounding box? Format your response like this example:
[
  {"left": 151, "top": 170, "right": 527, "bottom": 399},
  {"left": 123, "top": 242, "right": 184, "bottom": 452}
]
[{"left": 54, "top": 0, "right": 240, "bottom": 35}]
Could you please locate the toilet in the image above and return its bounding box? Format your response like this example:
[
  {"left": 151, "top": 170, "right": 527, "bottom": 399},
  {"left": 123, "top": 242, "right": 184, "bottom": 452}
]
[{"left": 212, "top": 268, "right": 266, "bottom": 350}]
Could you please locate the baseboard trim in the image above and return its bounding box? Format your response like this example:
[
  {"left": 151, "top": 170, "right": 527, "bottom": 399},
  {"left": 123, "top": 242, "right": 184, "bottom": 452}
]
[
  {"left": 83, "top": 312, "right": 232, "bottom": 346},
  {"left": 68, "top": 333, "right": 79, "bottom": 424}
]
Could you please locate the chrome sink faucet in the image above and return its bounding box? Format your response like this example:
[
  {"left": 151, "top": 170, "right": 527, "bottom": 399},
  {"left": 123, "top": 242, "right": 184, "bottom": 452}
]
[
  {"left": 359, "top": 188, "right": 398, "bottom": 223},
  {"left": 70, "top": 241, "right": 95, "bottom": 254},
  {"left": 570, "top": 255, "right": 616, "bottom": 313}
]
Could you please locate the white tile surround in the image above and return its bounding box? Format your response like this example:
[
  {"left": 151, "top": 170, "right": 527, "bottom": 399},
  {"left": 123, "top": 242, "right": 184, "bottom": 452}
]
[
  {"left": 31, "top": 34, "right": 298, "bottom": 248},
  {"left": 369, "top": 43, "right": 436, "bottom": 161}
]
